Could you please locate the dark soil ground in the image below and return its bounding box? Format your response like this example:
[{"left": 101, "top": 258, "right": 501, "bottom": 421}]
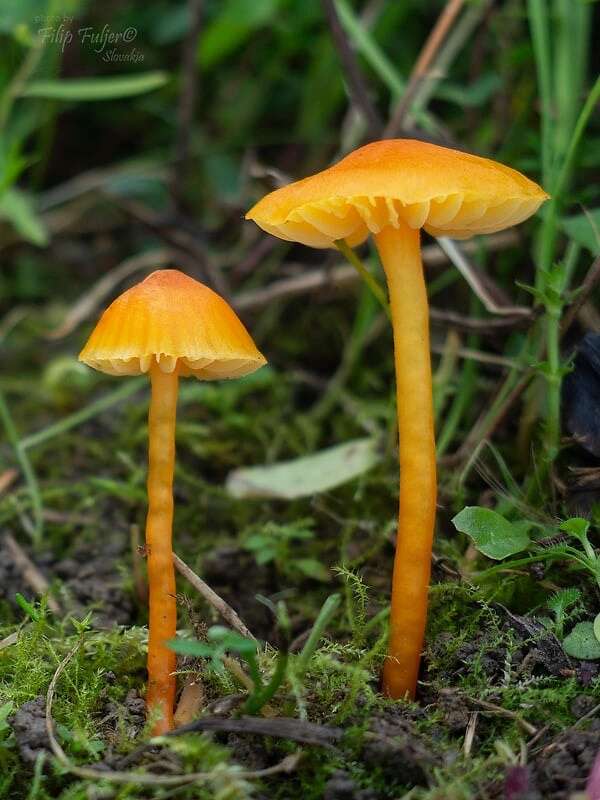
[{"left": 2, "top": 502, "right": 600, "bottom": 799}]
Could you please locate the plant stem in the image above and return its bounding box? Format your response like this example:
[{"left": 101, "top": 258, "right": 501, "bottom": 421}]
[
  {"left": 527, "top": 0, "right": 553, "bottom": 189},
  {"left": 297, "top": 593, "right": 341, "bottom": 676},
  {"left": 541, "top": 237, "right": 584, "bottom": 467},
  {"left": 437, "top": 331, "right": 478, "bottom": 457},
  {"left": 243, "top": 650, "right": 288, "bottom": 715},
  {"left": 146, "top": 363, "right": 179, "bottom": 734},
  {"left": 375, "top": 221, "right": 437, "bottom": 699},
  {"left": 335, "top": 239, "right": 391, "bottom": 321},
  {"left": 0, "top": 388, "right": 43, "bottom": 546},
  {"left": 544, "top": 307, "right": 561, "bottom": 463}
]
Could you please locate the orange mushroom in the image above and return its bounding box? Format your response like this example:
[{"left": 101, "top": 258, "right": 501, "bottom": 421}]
[
  {"left": 246, "top": 139, "right": 548, "bottom": 700},
  {"left": 79, "top": 269, "right": 266, "bottom": 733}
]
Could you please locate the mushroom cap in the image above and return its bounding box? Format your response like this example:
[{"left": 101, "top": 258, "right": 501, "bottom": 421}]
[
  {"left": 246, "top": 139, "right": 549, "bottom": 247},
  {"left": 79, "top": 269, "right": 267, "bottom": 379}
]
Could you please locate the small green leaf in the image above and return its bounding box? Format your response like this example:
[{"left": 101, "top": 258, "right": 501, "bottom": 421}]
[
  {"left": 563, "top": 621, "right": 600, "bottom": 660},
  {"left": 89, "top": 477, "right": 145, "bottom": 503},
  {"left": 452, "top": 507, "right": 532, "bottom": 560},
  {"left": 295, "top": 558, "right": 330, "bottom": 582},
  {"left": 20, "top": 72, "right": 169, "bottom": 101},
  {"left": 560, "top": 209, "right": 600, "bottom": 254},
  {"left": 255, "top": 550, "right": 275, "bottom": 566},
  {"left": 0, "top": 701, "right": 14, "bottom": 733},
  {"left": 560, "top": 517, "right": 591, "bottom": 540},
  {"left": 14, "top": 592, "right": 40, "bottom": 621},
  {"left": 207, "top": 627, "right": 258, "bottom": 655},
  {"left": 547, "top": 588, "right": 582, "bottom": 617},
  {"left": 166, "top": 638, "right": 214, "bottom": 658},
  {"left": 435, "top": 73, "right": 502, "bottom": 107}
]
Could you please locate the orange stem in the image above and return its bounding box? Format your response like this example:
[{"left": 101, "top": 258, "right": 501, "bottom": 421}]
[
  {"left": 374, "top": 222, "right": 437, "bottom": 699},
  {"left": 145, "top": 362, "right": 178, "bottom": 733}
]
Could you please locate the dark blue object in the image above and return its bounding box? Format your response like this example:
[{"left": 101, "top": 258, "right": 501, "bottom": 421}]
[{"left": 563, "top": 333, "right": 600, "bottom": 457}]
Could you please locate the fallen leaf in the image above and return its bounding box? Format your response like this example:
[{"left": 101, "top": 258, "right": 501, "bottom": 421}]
[{"left": 226, "top": 438, "right": 381, "bottom": 500}]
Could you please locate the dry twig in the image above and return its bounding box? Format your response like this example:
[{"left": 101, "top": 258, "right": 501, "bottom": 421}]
[
  {"left": 463, "top": 711, "right": 479, "bottom": 757},
  {"left": 385, "top": 0, "right": 465, "bottom": 137},
  {"left": 441, "top": 690, "right": 538, "bottom": 736},
  {"left": 173, "top": 553, "right": 256, "bottom": 640},
  {"left": 171, "top": 0, "right": 205, "bottom": 209},
  {"left": 0, "top": 468, "right": 17, "bottom": 496},
  {"left": 236, "top": 230, "right": 519, "bottom": 315},
  {"left": 0, "top": 631, "right": 18, "bottom": 651},
  {"left": 0, "top": 308, "right": 29, "bottom": 343},
  {"left": 321, "top": 0, "right": 382, "bottom": 137},
  {"left": 4, "top": 533, "right": 61, "bottom": 615},
  {"left": 85, "top": 189, "right": 231, "bottom": 299},
  {"left": 436, "top": 237, "right": 533, "bottom": 317},
  {"left": 530, "top": 701, "right": 600, "bottom": 757},
  {"left": 171, "top": 715, "right": 344, "bottom": 749}
]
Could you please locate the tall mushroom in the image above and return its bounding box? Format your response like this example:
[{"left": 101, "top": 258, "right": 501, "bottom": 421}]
[
  {"left": 79, "top": 269, "right": 266, "bottom": 733},
  {"left": 246, "top": 139, "right": 548, "bottom": 700}
]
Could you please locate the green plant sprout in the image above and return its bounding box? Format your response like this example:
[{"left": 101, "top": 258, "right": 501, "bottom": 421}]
[
  {"left": 169, "top": 622, "right": 289, "bottom": 717},
  {"left": 453, "top": 509, "right": 600, "bottom": 591},
  {"left": 243, "top": 519, "right": 330, "bottom": 582},
  {"left": 544, "top": 588, "right": 582, "bottom": 640}
]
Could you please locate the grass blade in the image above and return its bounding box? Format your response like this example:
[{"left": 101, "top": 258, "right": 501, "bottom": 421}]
[
  {"left": 21, "top": 378, "right": 146, "bottom": 450},
  {"left": 0, "top": 389, "right": 43, "bottom": 544},
  {"left": 21, "top": 72, "right": 169, "bottom": 101},
  {"left": 297, "top": 593, "right": 341, "bottom": 676}
]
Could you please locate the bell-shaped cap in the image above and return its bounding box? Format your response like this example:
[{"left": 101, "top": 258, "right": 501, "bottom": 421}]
[
  {"left": 246, "top": 139, "right": 549, "bottom": 247},
  {"left": 79, "top": 269, "right": 267, "bottom": 379}
]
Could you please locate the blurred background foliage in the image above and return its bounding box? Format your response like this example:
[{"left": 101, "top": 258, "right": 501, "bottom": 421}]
[
  {"left": 0, "top": 0, "right": 599, "bottom": 526},
  {"left": 0, "top": 0, "right": 598, "bottom": 305},
  {"left": 0, "top": 0, "right": 599, "bottom": 543}
]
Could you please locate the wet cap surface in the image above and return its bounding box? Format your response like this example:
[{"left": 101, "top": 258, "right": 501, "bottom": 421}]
[
  {"left": 79, "top": 269, "right": 267, "bottom": 379},
  {"left": 247, "top": 139, "right": 549, "bottom": 247}
]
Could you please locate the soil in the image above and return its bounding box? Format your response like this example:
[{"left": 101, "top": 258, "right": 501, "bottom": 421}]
[
  {"left": 0, "top": 540, "right": 33, "bottom": 611},
  {"left": 487, "top": 720, "right": 600, "bottom": 799},
  {"left": 99, "top": 687, "right": 148, "bottom": 744},
  {"left": 323, "top": 771, "right": 378, "bottom": 800},
  {"left": 201, "top": 544, "right": 276, "bottom": 639},
  {"left": 10, "top": 697, "right": 49, "bottom": 766},
  {"left": 51, "top": 538, "right": 134, "bottom": 627},
  {"left": 0, "top": 534, "right": 134, "bottom": 628},
  {"left": 360, "top": 709, "right": 439, "bottom": 788},
  {"left": 216, "top": 731, "right": 273, "bottom": 771},
  {"left": 531, "top": 720, "right": 600, "bottom": 799},
  {"left": 426, "top": 608, "right": 585, "bottom": 692}
]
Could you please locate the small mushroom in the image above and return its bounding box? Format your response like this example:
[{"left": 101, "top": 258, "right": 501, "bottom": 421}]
[
  {"left": 246, "top": 139, "right": 548, "bottom": 700},
  {"left": 79, "top": 269, "right": 266, "bottom": 733}
]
